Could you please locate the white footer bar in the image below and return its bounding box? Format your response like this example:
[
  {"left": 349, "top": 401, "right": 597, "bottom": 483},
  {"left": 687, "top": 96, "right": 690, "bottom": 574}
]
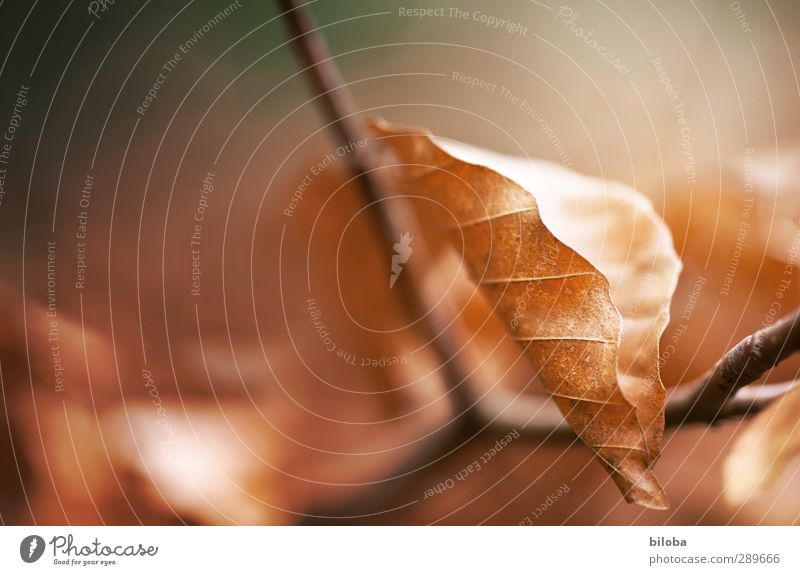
[{"left": 1, "top": 526, "right": 797, "bottom": 574}]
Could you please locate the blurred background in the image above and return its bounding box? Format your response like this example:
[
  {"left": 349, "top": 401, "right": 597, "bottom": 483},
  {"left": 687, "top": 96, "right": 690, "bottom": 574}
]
[{"left": 0, "top": 0, "right": 798, "bottom": 525}]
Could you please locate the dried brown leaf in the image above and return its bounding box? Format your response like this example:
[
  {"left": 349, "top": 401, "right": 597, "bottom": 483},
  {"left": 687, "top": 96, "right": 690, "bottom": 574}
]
[
  {"left": 438, "top": 141, "right": 682, "bottom": 461},
  {"left": 370, "top": 118, "right": 680, "bottom": 509}
]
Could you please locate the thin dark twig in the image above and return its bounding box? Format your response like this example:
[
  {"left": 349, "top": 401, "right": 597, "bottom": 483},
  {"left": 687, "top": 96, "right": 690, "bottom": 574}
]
[
  {"left": 675, "top": 378, "right": 800, "bottom": 423},
  {"left": 277, "top": 0, "right": 379, "bottom": 190},
  {"left": 666, "top": 307, "right": 800, "bottom": 425},
  {"left": 277, "top": 0, "right": 476, "bottom": 417},
  {"left": 278, "top": 0, "right": 484, "bottom": 522}
]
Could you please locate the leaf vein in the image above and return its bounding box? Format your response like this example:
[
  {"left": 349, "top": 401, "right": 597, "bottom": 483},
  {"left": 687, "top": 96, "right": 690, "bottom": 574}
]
[{"left": 481, "top": 271, "right": 596, "bottom": 284}]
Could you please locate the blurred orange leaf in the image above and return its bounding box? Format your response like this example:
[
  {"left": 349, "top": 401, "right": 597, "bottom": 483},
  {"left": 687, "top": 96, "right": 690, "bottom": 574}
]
[{"left": 724, "top": 384, "right": 800, "bottom": 505}]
